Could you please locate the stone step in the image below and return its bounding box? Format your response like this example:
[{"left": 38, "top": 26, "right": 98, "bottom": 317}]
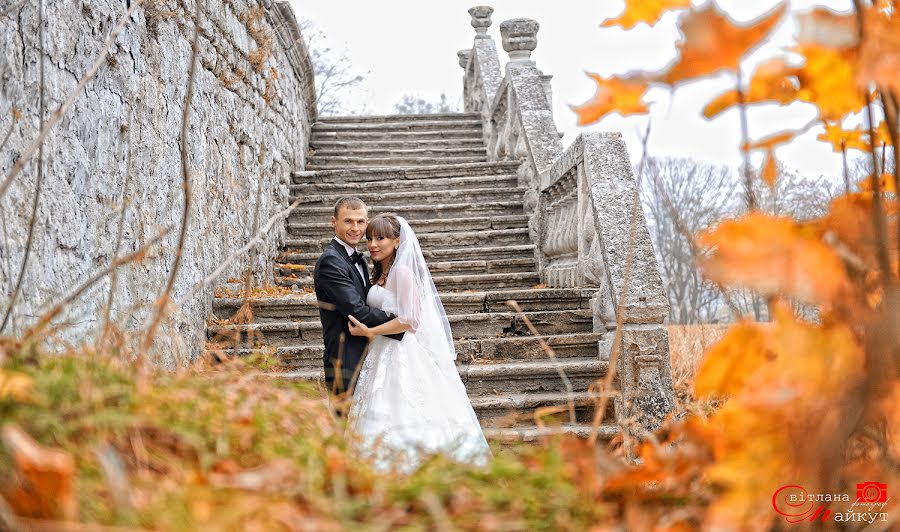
[
  {"left": 292, "top": 161, "right": 521, "bottom": 183},
  {"left": 211, "top": 309, "right": 591, "bottom": 345},
  {"left": 307, "top": 156, "right": 488, "bottom": 168},
  {"left": 315, "top": 112, "right": 481, "bottom": 124},
  {"left": 290, "top": 187, "right": 526, "bottom": 208},
  {"left": 470, "top": 391, "right": 614, "bottom": 427},
  {"left": 211, "top": 287, "right": 596, "bottom": 322},
  {"left": 310, "top": 147, "right": 488, "bottom": 158},
  {"left": 309, "top": 138, "right": 486, "bottom": 151},
  {"left": 287, "top": 202, "right": 524, "bottom": 223},
  {"left": 461, "top": 358, "right": 607, "bottom": 395},
  {"left": 285, "top": 214, "right": 528, "bottom": 238},
  {"left": 312, "top": 119, "right": 482, "bottom": 132},
  {"left": 290, "top": 174, "right": 518, "bottom": 194},
  {"left": 206, "top": 332, "right": 602, "bottom": 368},
  {"left": 282, "top": 227, "right": 530, "bottom": 252},
  {"left": 278, "top": 244, "right": 537, "bottom": 268},
  {"left": 275, "top": 271, "right": 542, "bottom": 292},
  {"left": 311, "top": 130, "right": 484, "bottom": 143},
  {"left": 482, "top": 423, "right": 619, "bottom": 443},
  {"left": 278, "top": 257, "right": 535, "bottom": 278}
]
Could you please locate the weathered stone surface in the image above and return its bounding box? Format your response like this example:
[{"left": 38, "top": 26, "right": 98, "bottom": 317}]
[
  {"left": 615, "top": 325, "right": 676, "bottom": 430},
  {"left": 0, "top": 0, "right": 314, "bottom": 365},
  {"left": 499, "top": 18, "right": 540, "bottom": 63},
  {"left": 581, "top": 133, "right": 669, "bottom": 324}
]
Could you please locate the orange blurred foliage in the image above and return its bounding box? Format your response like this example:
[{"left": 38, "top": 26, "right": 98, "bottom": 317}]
[
  {"left": 571, "top": 74, "right": 648, "bottom": 125},
  {"left": 601, "top": 0, "right": 691, "bottom": 30},
  {"left": 662, "top": 3, "right": 786, "bottom": 85}
]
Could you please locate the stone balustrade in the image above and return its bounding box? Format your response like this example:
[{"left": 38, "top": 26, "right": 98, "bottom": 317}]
[{"left": 460, "top": 7, "right": 675, "bottom": 428}]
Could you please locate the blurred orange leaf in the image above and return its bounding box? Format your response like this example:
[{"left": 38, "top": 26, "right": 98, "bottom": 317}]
[
  {"left": 858, "top": 8, "right": 900, "bottom": 96},
  {"left": 817, "top": 121, "right": 868, "bottom": 152},
  {"left": 1, "top": 424, "right": 77, "bottom": 520},
  {"left": 601, "top": 0, "right": 691, "bottom": 30},
  {"left": 815, "top": 193, "right": 900, "bottom": 272},
  {"left": 795, "top": 7, "right": 858, "bottom": 48},
  {"left": 795, "top": 45, "right": 866, "bottom": 120},
  {"left": 760, "top": 150, "right": 778, "bottom": 188},
  {"left": 858, "top": 172, "right": 898, "bottom": 194},
  {"left": 704, "top": 59, "right": 800, "bottom": 119},
  {"left": 0, "top": 368, "right": 32, "bottom": 401},
  {"left": 662, "top": 3, "right": 786, "bottom": 85},
  {"left": 694, "top": 321, "right": 769, "bottom": 399},
  {"left": 741, "top": 130, "right": 795, "bottom": 152},
  {"left": 697, "top": 212, "right": 852, "bottom": 306},
  {"left": 572, "top": 74, "right": 648, "bottom": 125}
]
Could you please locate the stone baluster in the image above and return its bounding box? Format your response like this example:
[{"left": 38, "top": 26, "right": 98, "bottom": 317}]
[
  {"left": 499, "top": 18, "right": 539, "bottom": 67},
  {"left": 469, "top": 5, "right": 493, "bottom": 38}
]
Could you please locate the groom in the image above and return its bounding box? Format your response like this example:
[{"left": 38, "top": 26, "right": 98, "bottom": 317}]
[{"left": 314, "top": 196, "right": 403, "bottom": 395}]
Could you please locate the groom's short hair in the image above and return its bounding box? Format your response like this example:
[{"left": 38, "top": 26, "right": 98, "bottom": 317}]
[{"left": 333, "top": 196, "right": 367, "bottom": 217}]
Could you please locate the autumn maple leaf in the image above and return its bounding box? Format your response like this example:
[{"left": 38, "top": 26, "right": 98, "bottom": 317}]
[
  {"left": 662, "top": 3, "right": 786, "bottom": 85},
  {"left": 742, "top": 131, "right": 795, "bottom": 188},
  {"left": 697, "top": 212, "right": 852, "bottom": 307},
  {"left": 795, "top": 45, "right": 866, "bottom": 120},
  {"left": 817, "top": 121, "right": 869, "bottom": 153},
  {"left": 704, "top": 59, "right": 800, "bottom": 119},
  {"left": 858, "top": 8, "right": 900, "bottom": 96},
  {"left": 571, "top": 73, "right": 648, "bottom": 125},
  {"left": 601, "top": 0, "right": 691, "bottom": 30}
]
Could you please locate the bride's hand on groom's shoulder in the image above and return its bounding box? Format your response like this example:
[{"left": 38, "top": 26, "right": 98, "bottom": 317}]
[{"left": 348, "top": 315, "right": 373, "bottom": 340}]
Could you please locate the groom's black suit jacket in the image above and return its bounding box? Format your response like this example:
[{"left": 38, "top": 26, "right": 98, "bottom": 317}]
[{"left": 314, "top": 239, "right": 403, "bottom": 394}]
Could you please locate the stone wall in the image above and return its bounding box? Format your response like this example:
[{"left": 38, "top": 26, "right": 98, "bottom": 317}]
[{"left": 0, "top": 0, "right": 315, "bottom": 364}]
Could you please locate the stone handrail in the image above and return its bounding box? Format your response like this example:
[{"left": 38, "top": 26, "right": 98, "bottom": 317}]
[
  {"left": 460, "top": 7, "right": 675, "bottom": 427},
  {"left": 272, "top": 1, "right": 318, "bottom": 126}
]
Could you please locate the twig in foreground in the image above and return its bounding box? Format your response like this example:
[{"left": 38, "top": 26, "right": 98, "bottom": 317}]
[
  {"left": 23, "top": 228, "right": 170, "bottom": 340},
  {"left": 140, "top": 0, "right": 203, "bottom": 357},
  {"left": 588, "top": 120, "right": 652, "bottom": 447},
  {"left": 506, "top": 299, "right": 576, "bottom": 425},
  {"left": 179, "top": 196, "right": 304, "bottom": 303},
  {"left": 0, "top": 0, "right": 144, "bottom": 202},
  {"left": 1, "top": 1, "right": 46, "bottom": 334}
]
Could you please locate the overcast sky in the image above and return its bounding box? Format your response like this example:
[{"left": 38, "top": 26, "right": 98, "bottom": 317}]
[{"left": 288, "top": 0, "right": 859, "bottom": 182}]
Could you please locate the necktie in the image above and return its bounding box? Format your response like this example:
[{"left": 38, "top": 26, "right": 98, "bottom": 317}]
[{"left": 350, "top": 251, "right": 364, "bottom": 265}]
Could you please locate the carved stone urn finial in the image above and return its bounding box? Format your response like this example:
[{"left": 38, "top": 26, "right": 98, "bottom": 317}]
[
  {"left": 457, "top": 49, "right": 471, "bottom": 69},
  {"left": 499, "top": 18, "right": 539, "bottom": 62},
  {"left": 468, "top": 6, "right": 493, "bottom": 38}
]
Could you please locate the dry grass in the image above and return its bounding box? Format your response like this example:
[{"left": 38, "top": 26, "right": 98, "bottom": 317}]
[{"left": 667, "top": 323, "right": 728, "bottom": 404}]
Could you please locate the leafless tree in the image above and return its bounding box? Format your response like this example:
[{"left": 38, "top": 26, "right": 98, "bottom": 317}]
[
  {"left": 641, "top": 157, "right": 841, "bottom": 324},
  {"left": 392, "top": 92, "right": 459, "bottom": 115},
  {"left": 641, "top": 157, "right": 735, "bottom": 324},
  {"left": 298, "top": 18, "right": 367, "bottom": 117}
]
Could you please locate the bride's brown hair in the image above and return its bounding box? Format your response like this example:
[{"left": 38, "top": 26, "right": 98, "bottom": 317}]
[{"left": 365, "top": 212, "right": 401, "bottom": 285}]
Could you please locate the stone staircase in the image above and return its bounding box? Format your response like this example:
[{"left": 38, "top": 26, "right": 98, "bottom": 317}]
[{"left": 207, "top": 112, "right": 619, "bottom": 441}]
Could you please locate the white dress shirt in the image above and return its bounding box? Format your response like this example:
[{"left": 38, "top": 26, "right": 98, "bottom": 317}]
[{"left": 333, "top": 237, "right": 365, "bottom": 281}]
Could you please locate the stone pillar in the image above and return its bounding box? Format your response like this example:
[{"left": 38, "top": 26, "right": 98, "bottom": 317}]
[
  {"left": 499, "top": 18, "right": 539, "bottom": 66},
  {"left": 468, "top": 6, "right": 493, "bottom": 39}
]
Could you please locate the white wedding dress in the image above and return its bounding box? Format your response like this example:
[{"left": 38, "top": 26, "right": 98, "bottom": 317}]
[{"left": 347, "top": 218, "right": 490, "bottom": 472}]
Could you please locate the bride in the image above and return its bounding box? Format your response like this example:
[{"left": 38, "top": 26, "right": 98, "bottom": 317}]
[{"left": 346, "top": 213, "right": 490, "bottom": 471}]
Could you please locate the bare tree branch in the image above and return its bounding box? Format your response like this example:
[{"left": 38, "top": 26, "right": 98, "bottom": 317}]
[
  {"left": 24, "top": 228, "right": 171, "bottom": 340},
  {"left": 1, "top": 0, "right": 45, "bottom": 333},
  {"left": 589, "top": 120, "right": 652, "bottom": 446},
  {"left": 140, "top": 0, "right": 202, "bottom": 357},
  {"left": 179, "top": 196, "right": 303, "bottom": 302},
  {"left": 98, "top": 115, "right": 136, "bottom": 350},
  {"left": 0, "top": 0, "right": 144, "bottom": 202}
]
